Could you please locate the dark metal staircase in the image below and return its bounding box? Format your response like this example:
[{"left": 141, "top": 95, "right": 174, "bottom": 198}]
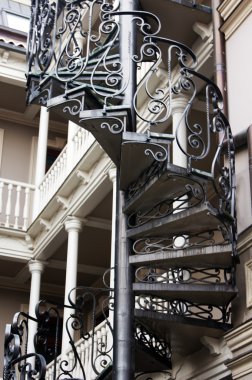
[{"left": 5, "top": 0, "right": 238, "bottom": 379}]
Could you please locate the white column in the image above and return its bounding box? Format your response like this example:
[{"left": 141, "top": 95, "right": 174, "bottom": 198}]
[
  {"left": 67, "top": 121, "right": 79, "bottom": 170},
  {"left": 27, "top": 260, "right": 45, "bottom": 355},
  {"left": 172, "top": 96, "right": 189, "bottom": 168},
  {"left": 61, "top": 217, "right": 82, "bottom": 357},
  {"left": 33, "top": 106, "right": 50, "bottom": 218},
  {"left": 172, "top": 97, "right": 189, "bottom": 264}
]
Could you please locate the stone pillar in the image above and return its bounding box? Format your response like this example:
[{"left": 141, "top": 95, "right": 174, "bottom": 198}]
[
  {"left": 61, "top": 217, "right": 82, "bottom": 356},
  {"left": 172, "top": 96, "right": 189, "bottom": 168},
  {"left": 27, "top": 260, "right": 45, "bottom": 355},
  {"left": 33, "top": 106, "right": 49, "bottom": 218}
]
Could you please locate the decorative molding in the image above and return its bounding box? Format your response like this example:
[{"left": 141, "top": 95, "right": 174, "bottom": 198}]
[
  {"left": 193, "top": 22, "right": 212, "bottom": 40},
  {"left": 25, "top": 234, "right": 34, "bottom": 250},
  {"left": 56, "top": 195, "right": 69, "bottom": 210},
  {"left": 218, "top": 0, "right": 243, "bottom": 21},
  {"left": 245, "top": 260, "right": 252, "bottom": 308},
  {"left": 201, "top": 336, "right": 225, "bottom": 356},
  {"left": 76, "top": 169, "right": 91, "bottom": 185},
  {"left": 237, "top": 226, "right": 252, "bottom": 255},
  {"left": 39, "top": 218, "right": 51, "bottom": 232},
  {"left": 220, "top": 0, "right": 252, "bottom": 40},
  {"left": 225, "top": 320, "right": 252, "bottom": 379}
]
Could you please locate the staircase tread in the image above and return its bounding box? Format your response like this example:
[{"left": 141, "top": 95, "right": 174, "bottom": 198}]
[
  {"left": 124, "top": 162, "right": 211, "bottom": 213},
  {"left": 133, "top": 282, "right": 237, "bottom": 305},
  {"left": 134, "top": 309, "right": 232, "bottom": 357},
  {"left": 129, "top": 243, "right": 233, "bottom": 267},
  {"left": 126, "top": 203, "right": 223, "bottom": 239}
]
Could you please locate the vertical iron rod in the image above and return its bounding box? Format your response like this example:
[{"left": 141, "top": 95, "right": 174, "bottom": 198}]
[
  {"left": 119, "top": 0, "right": 138, "bottom": 132},
  {"left": 113, "top": 2, "right": 139, "bottom": 379},
  {"left": 113, "top": 180, "right": 135, "bottom": 379},
  {"left": 211, "top": 0, "right": 228, "bottom": 116}
]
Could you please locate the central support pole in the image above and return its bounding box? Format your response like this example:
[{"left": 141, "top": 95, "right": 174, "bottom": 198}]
[
  {"left": 113, "top": 1, "right": 139, "bottom": 378},
  {"left": 113, "top": 180, "right": 135, "bottom": 379},
  {"left": 119, "top": 0, "right": 138, "bottom": 132}
]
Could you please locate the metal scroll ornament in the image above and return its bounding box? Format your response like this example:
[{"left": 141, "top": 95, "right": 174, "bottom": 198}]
[{"left": 3, "top": 312, "right": 46, "bottom": 380}]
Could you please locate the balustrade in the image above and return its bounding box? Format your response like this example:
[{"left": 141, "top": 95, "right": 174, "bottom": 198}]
[
  {"left": 0, "top": 178, "right": 35, "bottom": 230},
  {"left": 37, "top": 128, "right": 95, "bottom": 215},
  {"left": 45, "top": 319, "right": 111, "bottom": 380}
]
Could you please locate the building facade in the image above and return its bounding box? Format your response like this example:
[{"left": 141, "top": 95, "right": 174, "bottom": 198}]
[{"left": 1, "top": 0, "right": 252, "bottom": 379}]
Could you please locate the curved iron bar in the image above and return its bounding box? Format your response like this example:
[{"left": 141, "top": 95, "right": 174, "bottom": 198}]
[
  {"left": 136, "top": 296, "right": 231, "bottom": 323},
  {"left": 3, "top": 312, "right": 46, "bottom": 380},
  {"left": 79, "top": 116, "right": 126, "bottom": 134},
  {"left": 56, "top": 286, "right": 114, "bottom": 378},
  {"left": 34, "top": 301, "right": 62, "bottom": 380},
  {"left": 135, "top": 266, "right": 235, "bottom": 285},
  {"left": 132, "top": 230, "right": 228, "bottom": 254},
  {"left": 134, "top": 323, "right": 171, "bottom": 362}
]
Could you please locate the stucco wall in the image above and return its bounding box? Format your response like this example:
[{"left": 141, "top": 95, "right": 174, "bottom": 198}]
[
  {"left": 226, "top": 12, "right": 252, "bottom": 136},
  {"left": 0, "top": 120, "right": 36, "bottom": 182}
]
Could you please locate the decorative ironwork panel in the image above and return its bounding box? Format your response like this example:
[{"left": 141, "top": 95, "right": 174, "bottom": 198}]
[{"left": 136, "top": 296, "right": 231, "bottom": 324}]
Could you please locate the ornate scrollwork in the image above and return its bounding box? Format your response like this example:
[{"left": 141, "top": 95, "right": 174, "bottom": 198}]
[
  {"left": 3, "top": 312, "right": 46, "bottom": 380},
  {"left": 134, "top": 323, "right": 171, "bottom": 362},
  {"left": 56, "top": 286, "right": 114, "bottom": 379},
  {"left": 136, "top": 296, "right": 231, "bottom": 323},
  {"left": 126, "top": 161, "right": 164, "bottom": 201},
  {"left": 128, "top": 181, "right": 204, "bottom": 228},
  {"left": 135, "top": 266, "right": 234, "bottom": 285},
  {"left": 133, "top": 230, "right": 227, "bottom": 255}
]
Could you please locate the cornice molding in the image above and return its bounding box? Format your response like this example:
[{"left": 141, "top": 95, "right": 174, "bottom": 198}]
[
  {"left": 237, "top": 226, "right": 252, "bottom": 255},
  {"left": 225, "top": 320, "right": 252, "bottom": 379},
  {"left": 220, "top": 0, "right": 252, "bottom": 40},
  {"left": 218, "top": 0, "right": 243, "bottom": 21}
]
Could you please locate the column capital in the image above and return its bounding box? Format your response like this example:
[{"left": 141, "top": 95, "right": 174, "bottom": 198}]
[
  {"left": 28, "top": 260, "right": 45, "bottom": 274},
  {"left": 172, "top": 95, "right": 190, "bottom": 115},
  {"left": 64, "top": 216, "right": 83, "bottom": 232},
  {"left": 108, "top": 167, "right": 117, "bottom": 183}
]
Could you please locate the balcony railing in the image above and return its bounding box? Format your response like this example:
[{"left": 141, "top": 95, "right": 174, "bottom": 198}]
[
  {"left": 45, "top": 319, "right": 112, "bottom": 380},
  {"left": 35, "top": 127, "right": 95, "bottom": 217},
  {"left": 0, "top": 178, "right": 35, "bottom": 231}
]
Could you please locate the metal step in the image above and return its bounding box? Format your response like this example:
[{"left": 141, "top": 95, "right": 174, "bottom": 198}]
[
  {"left": 124, "top": 163, "right": 211, "bottom": 214},
  {"left": 120, "top": 132, "right": 173, "bottom": 191},
  {"left": 129, "top": 243, "right": 233, "bottom": 268},
  {"left": 134, "top": 308, "right": 231, "bottom": 357},
  {"left": 126, "top": 203, "right": 225, "bottom": 239},
  {"left": 133, "top": 282, "right": 237, "bottom": 306}
]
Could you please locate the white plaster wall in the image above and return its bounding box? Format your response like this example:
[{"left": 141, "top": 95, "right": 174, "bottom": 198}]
[
  {"left": 0, "top": 120, "right": 36, "bottom": 182},
  {"left": 236, "top": 149, "right": 252, "bottom": 233},
  {"left": 225, "top": 12, "right": 252, "bottom": 234},
  {"left": 226, "top": 12, "right": 252, "bottom": 135}
]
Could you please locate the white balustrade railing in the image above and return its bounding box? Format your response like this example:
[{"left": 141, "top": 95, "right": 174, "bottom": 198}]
[
  {"left": 0, "top": 178, "right": 35, "bottom": 230},
  {"left": 137, "top": 61, "right": 154, "bottom": 85},
  {"left": 45, "top": 319, "right": 112, "bottom": 380},
  {"left": 37, "top": 128, "right": 95, "bottom": 215}
]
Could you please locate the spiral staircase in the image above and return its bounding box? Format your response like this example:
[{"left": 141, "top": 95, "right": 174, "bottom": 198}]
[{"left": 3, "top": 1, "right": 238, "bottom": 379}]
